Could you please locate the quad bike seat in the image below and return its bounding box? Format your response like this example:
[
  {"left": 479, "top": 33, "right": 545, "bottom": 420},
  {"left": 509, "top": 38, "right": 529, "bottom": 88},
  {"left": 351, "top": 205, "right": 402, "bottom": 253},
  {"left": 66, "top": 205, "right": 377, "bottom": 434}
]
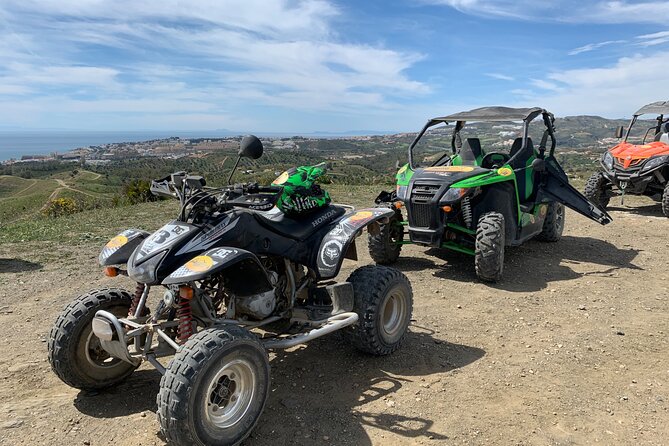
[
  {"left": 253, "top": 204, "right": 346, "bottom": 241},
  {"left": 459, "top": 138, "right": 483, "bottom": 165}
]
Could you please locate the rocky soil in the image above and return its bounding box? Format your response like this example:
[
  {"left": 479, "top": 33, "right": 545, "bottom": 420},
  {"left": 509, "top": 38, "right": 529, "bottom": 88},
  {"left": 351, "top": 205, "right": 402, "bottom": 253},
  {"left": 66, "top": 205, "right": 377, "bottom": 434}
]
[{"left": 0, "top": 198, "right": 667, "bottom": 445}]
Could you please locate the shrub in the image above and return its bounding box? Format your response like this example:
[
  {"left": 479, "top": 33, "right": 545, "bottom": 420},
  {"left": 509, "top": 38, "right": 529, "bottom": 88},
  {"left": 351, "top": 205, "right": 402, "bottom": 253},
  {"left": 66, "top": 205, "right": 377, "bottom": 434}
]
[
  {"left": 121, "top": 179, "right": 158, "bottom": 204},
  {"left": 42, "top": 197, "right": 80, "bottom": 217}
]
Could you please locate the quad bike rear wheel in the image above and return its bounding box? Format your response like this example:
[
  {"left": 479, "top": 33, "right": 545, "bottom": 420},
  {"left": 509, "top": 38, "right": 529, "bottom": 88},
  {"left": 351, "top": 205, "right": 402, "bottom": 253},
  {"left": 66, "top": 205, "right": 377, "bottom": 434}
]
[
  {"left": 662, "top": 182, "right": 669, "bottom": 218},
  {"left": 47, "top": 288, "right": 138, "bottom": 390},
  {"left": 584, "top": 172, "right": 611, "bottom": 209},
  {"left": 368, "top": 209, "right": 404, "bottom": 264},
  {"left": 345, "top": 265, "right": 413, "bottom": 355},
  {"left": 475, "top": 212, "right": 505, "bottom": 282},
  {"left": 536, "top": 202, "right": 565, "bottom": 242},
  {"left": 158, "top": 325, "right": 270, "bottom": 446}
]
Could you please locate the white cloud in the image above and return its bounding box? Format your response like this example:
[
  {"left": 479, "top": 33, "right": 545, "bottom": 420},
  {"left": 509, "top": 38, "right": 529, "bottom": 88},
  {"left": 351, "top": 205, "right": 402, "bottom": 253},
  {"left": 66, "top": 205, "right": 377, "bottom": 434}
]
[
  {"left": 530, "top": 79, "right": 560, "bottom": 91},
  {"left": 0, "top": 0, "right": 428, "bottom": 129},
  {"left": 636, "top": 30, "right": 669, "bottom": 47},
  {"left": 486, "top": 73, "right": 515, "bottom": 81},
  {"left": 568, "top": 40, "right": 626, "bottom": 55},
  {"left": 428, "top": 1, "right": 669, "bottom": 25},
  {"left": 513, "top": 51, "right": 669, "bottom": 117}
]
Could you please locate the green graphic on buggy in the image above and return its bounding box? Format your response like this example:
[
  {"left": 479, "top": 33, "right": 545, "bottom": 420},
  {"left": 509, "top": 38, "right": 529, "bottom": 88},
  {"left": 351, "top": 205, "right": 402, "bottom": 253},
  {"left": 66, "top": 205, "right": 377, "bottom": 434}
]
[{"left": 272, "top": 163, "right": 331, "bottom": 215}]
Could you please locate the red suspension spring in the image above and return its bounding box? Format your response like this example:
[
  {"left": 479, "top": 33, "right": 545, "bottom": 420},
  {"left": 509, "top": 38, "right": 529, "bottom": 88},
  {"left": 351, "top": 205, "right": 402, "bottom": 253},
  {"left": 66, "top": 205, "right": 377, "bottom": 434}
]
[
  {"left": 176, "top": 297, "right": 194, "bottom": 343},
  {"left": 129, "top": 283, "right": 145, "bottom": 317}
]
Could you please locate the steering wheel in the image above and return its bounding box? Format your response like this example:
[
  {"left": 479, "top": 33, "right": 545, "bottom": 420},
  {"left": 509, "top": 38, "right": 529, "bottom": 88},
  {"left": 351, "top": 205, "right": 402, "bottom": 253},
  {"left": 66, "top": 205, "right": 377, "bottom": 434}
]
[{"left": 480, "top": 152, "right": 511, "bottom": 169}]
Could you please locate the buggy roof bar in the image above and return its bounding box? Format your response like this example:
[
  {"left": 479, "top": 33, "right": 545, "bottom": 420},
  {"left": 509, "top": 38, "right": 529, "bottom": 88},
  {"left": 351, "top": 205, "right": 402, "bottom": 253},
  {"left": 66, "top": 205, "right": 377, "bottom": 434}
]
[
  {"left": 634, "top": 101, "right": 669, "bottom": 117},
  {"left": 408, "top": 106, "right": 556, "bottom": 169},
  {"left": 429, "top": 106, "right": 551, "bottom": 124}
]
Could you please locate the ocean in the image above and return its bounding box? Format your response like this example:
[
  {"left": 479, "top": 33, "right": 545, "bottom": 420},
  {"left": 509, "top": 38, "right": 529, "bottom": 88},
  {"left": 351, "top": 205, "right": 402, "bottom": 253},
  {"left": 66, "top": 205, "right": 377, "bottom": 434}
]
[{"left": 0, "top": 130, "right": 234, "bottom": 161}]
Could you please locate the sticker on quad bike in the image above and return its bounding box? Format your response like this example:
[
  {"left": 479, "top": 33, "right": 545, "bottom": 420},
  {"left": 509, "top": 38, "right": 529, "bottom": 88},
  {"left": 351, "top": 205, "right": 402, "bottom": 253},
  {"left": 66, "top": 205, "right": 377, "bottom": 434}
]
[
  {"left": 317, "top": 208, "right": 394, "bottom": 278},
  {"left": 167, "top": 248, "right": 238, "bottom": 280},
  {"left": 99, "top": 229, "right": 147, "bottom": 266},
  {"left": 135, "top": 223, "right": 193, "bottom": 262}
]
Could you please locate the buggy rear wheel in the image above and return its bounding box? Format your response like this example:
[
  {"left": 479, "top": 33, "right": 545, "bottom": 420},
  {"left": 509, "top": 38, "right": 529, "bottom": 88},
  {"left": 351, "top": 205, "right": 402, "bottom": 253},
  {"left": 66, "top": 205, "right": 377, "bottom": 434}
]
[
  {"left": 158, "top": 326, "right": 270, "bottom": 446},
  {"left": 535, "top": 202, "right": 565, "bottom": 242},
  {"left": 368, "top": 209, "right": 404, "bottom": 264},
  {"left": 584, "top": 172, "right": 611, "bottom": 209},
  {"left": 345, "top": 265, "right": 413, "bottom": 355},
  {"left": 47, "top": 288, "right": 138, "bottom": 390},
  {"left": 475, "top": 212, "right": 505, "bottom": 282}
]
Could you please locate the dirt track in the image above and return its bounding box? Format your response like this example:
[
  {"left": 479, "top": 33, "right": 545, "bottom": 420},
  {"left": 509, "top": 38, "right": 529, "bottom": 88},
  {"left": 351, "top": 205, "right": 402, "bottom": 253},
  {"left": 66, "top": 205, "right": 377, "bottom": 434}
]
[{"left": 0, "top": 198, "right": 668, "bottom": 445}]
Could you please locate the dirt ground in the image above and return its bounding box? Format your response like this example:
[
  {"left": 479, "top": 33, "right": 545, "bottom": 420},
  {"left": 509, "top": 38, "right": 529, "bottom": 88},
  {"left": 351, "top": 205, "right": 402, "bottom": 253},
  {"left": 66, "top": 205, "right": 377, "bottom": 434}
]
[{"left": 0, "top": 198, "right": 667, "bottom": 446}]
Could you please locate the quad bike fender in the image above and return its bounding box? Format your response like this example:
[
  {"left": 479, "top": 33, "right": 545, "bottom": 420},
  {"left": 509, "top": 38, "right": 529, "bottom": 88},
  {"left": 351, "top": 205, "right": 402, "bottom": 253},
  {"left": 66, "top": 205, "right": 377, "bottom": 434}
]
[
  {"left": 162, "top": 247, "right": 273, "bottom": 295},
  {"left": 538, "top": 157, "right": 612, "bottom": 225},
  {"left": 317, "top": 208, "right": 395, "bottom": 279},
  {"left": 99, "top": 229, "right": 150, "bottom": 266}
]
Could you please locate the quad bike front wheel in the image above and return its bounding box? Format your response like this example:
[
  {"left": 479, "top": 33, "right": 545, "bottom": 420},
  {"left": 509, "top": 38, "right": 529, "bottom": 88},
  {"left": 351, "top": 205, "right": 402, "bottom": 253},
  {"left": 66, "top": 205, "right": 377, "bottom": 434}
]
[
  {"left": 662, "top": 182, "right": 669, "bottom": 218},
  {"left": 158, "top": 325, "right": 270, "bottom": 446},
  {"left": 475, "top": 212, "right": 505, "bottom": 282},
  {"left": 584, "top": 172, "right": 612, "bottom": 210},
  {"left": 536, "top": 202, "right": 565, "bottom": 242},
  {"left": 345, "top": 265, "right": 413, "bottom": 355},
  {"left": 47, "top": 288, "right": 138, "bottom": 390},
  {"left": 368, "top": 209, "right": 404, "bottom": 265}
]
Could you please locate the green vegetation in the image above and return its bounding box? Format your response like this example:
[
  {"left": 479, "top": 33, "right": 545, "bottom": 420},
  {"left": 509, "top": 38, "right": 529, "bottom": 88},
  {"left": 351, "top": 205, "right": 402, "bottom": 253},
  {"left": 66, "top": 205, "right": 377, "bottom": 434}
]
[{"left": 0, "top": 185, "right": 378, "bottom": 245}]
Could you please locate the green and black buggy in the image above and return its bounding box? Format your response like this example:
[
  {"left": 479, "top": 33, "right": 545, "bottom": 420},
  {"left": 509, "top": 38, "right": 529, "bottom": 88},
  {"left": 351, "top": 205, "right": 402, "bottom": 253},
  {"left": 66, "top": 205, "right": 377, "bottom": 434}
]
[{"left": 369, "top": 106, "right": 612, "bottom": 282}]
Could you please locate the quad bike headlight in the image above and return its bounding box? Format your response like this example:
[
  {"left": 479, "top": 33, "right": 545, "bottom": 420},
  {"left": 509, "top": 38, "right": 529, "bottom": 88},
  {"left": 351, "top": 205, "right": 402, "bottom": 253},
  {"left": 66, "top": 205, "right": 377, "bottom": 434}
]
[
  {"left": 602, "top": 152, "right": 614, "bottom": 170},
  {"left": 642, "top": 155, "right": 669, "bottom": 172},
  {"left": 440, "top": 187, "right": 469, "bottom": 203},
  {"left": 128, "top": 250, "right": 167, "bottom": 284}
]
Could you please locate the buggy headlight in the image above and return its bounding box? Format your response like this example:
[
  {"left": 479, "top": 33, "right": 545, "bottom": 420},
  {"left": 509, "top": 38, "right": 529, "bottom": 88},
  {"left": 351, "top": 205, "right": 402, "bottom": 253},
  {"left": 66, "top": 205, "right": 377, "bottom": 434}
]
[
  {"left": 440, "top": 187, "right": 469, "bottom": 203},
  {"left": 602, "top": 152, "right": 614, "bottom": 170},
  {"left": 396, "top": 185, "right": 408, "bottom": 201},
  {"left": 642, "top": 155, "right": 669, "bottom": 172}
]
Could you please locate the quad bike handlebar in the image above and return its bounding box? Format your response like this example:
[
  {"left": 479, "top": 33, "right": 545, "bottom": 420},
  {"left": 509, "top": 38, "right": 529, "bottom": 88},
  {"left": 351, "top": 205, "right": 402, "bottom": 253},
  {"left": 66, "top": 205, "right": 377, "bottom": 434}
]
[{"left": 150, "top": 172, "right": 283, "bottom": 222}]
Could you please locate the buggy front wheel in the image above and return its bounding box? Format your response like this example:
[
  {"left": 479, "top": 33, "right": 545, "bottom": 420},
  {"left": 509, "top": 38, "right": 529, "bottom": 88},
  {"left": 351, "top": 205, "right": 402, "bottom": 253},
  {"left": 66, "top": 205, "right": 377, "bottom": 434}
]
[
  {"left": 475, "top": 212, "right": 505, "bottom": 282},
  {"left": 158, "top": 326, "right": 270, "bottom": 446},
  {"left": 368, "top": 209, "right": 404, "bottom": 264},
  {"left": 584, "top": 172, "right": 611, "bottom": 209},
  {"left": 662, "top": 182, "right": 669, "bottom": 217}
]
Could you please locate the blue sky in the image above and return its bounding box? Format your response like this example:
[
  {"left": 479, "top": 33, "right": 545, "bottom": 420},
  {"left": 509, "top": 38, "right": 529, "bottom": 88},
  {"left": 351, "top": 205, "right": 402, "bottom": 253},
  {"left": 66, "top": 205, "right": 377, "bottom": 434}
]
[{"left": 1, "top": 0, "right": 669, "bottom": 132}]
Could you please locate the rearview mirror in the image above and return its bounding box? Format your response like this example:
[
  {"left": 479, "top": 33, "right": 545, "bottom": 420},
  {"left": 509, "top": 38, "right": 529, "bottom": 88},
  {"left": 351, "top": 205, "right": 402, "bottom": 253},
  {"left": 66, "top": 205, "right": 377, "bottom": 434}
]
[
  {"left": 614, "top": 126, "right": 624, "bottom": 139},
  {"left": 239, "top": 135, "right": 263, "bottom": 159}
]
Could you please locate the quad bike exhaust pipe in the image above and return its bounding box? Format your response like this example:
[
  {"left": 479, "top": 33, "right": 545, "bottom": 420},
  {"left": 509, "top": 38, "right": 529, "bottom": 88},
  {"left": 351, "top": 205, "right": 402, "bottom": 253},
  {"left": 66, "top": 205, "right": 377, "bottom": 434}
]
[{"left": 262, "top": 312, "right": 359, "bottom": 349}]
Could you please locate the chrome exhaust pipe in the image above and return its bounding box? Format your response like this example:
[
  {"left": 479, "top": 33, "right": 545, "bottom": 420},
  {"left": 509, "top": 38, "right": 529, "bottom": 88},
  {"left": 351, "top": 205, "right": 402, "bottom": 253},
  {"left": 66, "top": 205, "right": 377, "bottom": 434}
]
[{"left": 262, "top": 312, "right": 358, "bottom": 349}]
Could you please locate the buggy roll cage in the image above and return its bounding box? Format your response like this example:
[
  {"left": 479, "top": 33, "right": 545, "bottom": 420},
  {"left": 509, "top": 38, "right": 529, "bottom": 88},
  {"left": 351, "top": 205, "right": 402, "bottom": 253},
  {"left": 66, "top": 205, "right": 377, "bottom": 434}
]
[
  {"left": 408, "top": 106, "right": 556, "bottom": 170},
  {"left": 623, "top": 101, "right": 669, "bottom": 143}
]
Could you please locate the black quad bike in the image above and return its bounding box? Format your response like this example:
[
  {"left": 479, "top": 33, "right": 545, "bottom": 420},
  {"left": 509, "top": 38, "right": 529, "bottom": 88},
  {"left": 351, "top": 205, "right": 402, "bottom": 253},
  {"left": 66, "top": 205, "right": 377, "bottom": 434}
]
[
  {"left": 369, "top": 106, "right": 612, "bottom": 282},
  {"left": 584, "top": 100, "right": 669, "bottom": 217},
  {"left": 47, "top": 136, "right": 413, "bottom": 446}
]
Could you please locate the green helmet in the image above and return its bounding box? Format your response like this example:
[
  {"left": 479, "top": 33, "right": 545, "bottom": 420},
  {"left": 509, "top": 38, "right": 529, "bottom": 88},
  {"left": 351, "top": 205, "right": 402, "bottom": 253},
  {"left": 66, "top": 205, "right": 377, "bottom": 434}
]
[{"left": 272, "top": 163, "right": 331, "bottom": 216}]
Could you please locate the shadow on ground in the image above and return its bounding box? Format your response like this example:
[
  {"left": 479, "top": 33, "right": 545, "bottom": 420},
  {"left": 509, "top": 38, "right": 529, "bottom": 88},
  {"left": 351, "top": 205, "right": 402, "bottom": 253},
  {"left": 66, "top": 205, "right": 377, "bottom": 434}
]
[
  {"left": 73, "top": 369, "right": 162, "bottom": 418},
  {"left": 0, "top": 258, "right": 43, "bottom": 273},
  {"left": 71, "top": 330, "right": 484, "bottom": 445},
  {"left": 393, "top": 235, "right": 640, "bottom": 292},
  {"left": 608, "top": 203, "right": 665, "bottom": 218}
]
